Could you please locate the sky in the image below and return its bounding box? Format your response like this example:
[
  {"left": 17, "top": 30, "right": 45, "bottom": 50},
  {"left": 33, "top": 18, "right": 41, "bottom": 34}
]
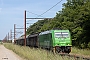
[{"left": 0, "top": 0, "right": 67, "bottom": 40}]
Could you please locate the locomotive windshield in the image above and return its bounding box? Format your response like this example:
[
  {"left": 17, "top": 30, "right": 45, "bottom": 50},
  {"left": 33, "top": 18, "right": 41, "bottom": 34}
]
[{"left": 55, "top": 32, "right": 69, "bottom": 38}]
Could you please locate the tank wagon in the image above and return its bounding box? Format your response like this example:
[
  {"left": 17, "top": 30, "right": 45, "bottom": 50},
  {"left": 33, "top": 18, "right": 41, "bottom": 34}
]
[{"left": 16, "top": 30, "right": 72, "bottom": 53}]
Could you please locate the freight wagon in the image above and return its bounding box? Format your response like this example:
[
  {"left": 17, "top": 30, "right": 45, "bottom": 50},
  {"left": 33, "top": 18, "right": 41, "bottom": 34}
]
[{"left": 26, "top": 33, "right": 39, "bottom": 47}]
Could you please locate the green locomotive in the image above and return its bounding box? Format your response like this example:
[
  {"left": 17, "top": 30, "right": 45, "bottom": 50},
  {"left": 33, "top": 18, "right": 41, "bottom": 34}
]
[{"left": 39, "top": 30, "right": 72, "bottom": 53}]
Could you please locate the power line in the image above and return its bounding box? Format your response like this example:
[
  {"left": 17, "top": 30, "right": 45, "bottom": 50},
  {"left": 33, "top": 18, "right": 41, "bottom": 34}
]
[
  {"left": 16, "top": 24, "right": 24, "bottom": 28},
  {"left": 27, "top": 0, "right": 63, "bottom": 17},
  {"left": 26, "top": 0, "right": 62, "bottom": 23},
  {"left": 38, "top": 0, "right": 63, "bottom": 17},
  {"left": 24, "top": 0, "right": 63, "bottom": 29},
  {"left": 26, "top": 11, "right": 44, "bottom": 22},
  {"left": 15, "top": 24, "right": 24, "bottom": 39},
  {"left": 26, "top": 11, "right": 44, "bottom": 17}
]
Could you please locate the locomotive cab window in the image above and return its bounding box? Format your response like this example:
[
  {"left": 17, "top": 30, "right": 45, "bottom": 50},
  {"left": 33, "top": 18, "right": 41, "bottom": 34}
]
[
  {"left": 55, "top": 32, "right": 69, "bottom": 38},
  {"left": 55, "top": 32, "right": 62, "bottom": 38},
  {"left": 62, "top": 32, "right": 69, "bottom": 37}
]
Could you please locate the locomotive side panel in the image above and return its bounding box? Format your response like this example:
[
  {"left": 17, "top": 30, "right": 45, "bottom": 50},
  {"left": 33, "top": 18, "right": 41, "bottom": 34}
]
[{"left": 39, "top": 31, "right": 53, "bottom": 49}]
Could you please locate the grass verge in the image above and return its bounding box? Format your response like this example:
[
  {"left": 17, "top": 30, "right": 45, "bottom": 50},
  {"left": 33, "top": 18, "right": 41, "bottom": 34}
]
[
  {"left": 4, "top": 43, "right": 75, "bottom": 60},
  {"left": 71, "top": 47, "right": 90, "bottom": 56}
]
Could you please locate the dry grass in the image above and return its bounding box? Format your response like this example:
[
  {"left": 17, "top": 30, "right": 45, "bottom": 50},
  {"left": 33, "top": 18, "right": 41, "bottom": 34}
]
[
  {"left": 4, "top": 43, "right": 90, "bottom": 60},
  {"left": 71, "top": 47, "right": 90, "bottom": 56},
  {"left": 3, "top": 43, "right": 75, "bottom": 60}
]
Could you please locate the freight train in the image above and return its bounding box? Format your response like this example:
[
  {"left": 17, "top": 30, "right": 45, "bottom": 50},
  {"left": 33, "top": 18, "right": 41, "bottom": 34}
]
[{"left": 16, "top": 30, "right": 72, "bottom": 53}]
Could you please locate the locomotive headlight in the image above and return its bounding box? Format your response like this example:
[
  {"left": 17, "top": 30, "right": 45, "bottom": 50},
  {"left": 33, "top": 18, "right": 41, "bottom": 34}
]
[{"left": 68, "top": 44, "right": 69, "bottom": 45}]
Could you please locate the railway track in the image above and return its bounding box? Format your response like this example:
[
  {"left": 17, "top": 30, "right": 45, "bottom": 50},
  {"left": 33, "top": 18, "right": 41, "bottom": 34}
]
[{"left": 59, "top": 53, "right": 90, "bottom": 60}]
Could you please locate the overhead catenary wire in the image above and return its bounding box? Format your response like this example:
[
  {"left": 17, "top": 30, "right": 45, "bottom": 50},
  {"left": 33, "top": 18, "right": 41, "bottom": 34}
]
[
  {"left": 26, "top": 0, "right": 63, "bottom": 22},
  {"left": 16, "top": 24, "right": 24, "bottom": 28},
  {"left": 25, "top": 0, "right": 63, "bottom": 31},
  {"left": 26, "top": 11, "right": 44, "bottom": 17},
  {"left": 26, "top": 11, "right": 44, "bottom": 22},
  {"left": 24, "top": 0, "right": 63, "bottom": 34},
  {"left": 24, "top": 0, "right": 63, "bottom": 31},
  {"left": 27, "top": 0, "right": 63, "bottom": 17},
  {"left": 15, "top": 24, "right": 24, "bottom": 39},
  {"left": 38, "top": 0, "right": 63, "bottom": 17}
]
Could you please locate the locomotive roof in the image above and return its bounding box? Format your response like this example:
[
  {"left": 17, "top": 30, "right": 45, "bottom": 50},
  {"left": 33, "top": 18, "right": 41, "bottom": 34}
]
[
  {"left": 39, "top": 30, "right": 69, "bottom": 35},
  {"left": 39, "top": 30, "right": 51, "bottom": 35},
  {"left": 28, "top": 33, "right": 38, "bottom": 37}
]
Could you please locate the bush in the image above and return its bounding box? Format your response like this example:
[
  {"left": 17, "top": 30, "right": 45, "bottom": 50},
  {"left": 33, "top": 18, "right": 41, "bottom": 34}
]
[
  {"left": 88, "top": 42, "right": 90, "bottom": 49},
  {"left": 80, "top": 43, "right": 86, "bottom": 49}
]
